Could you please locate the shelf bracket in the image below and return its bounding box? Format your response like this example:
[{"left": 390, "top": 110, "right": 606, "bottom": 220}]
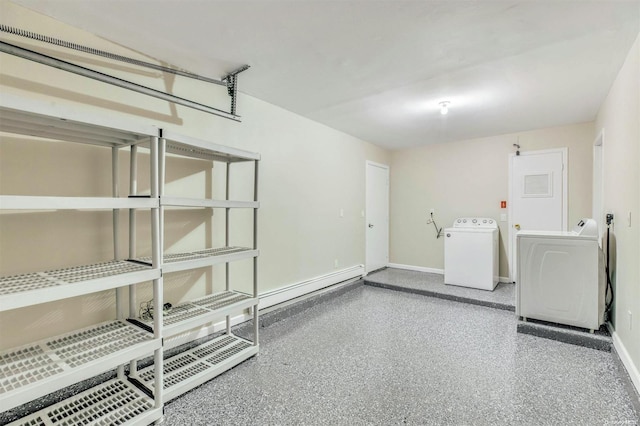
[{"left": 222, "top": 65, "right": 250, "bottom": 117}]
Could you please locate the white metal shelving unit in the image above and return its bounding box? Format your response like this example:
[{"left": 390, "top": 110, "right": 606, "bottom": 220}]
[
  {"left": 132, "top": 129, "right": 260, "bottom": 401},
  {"left": 0, "top": 104, "right": 164, "bottom": 425}
]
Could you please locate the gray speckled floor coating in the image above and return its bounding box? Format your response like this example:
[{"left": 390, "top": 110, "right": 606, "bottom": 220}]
[
  {"left": 366, "top": 268, "right": 515, "bottom": 311},
  {"left": 364, "top": 268, "right": 612, "bottom": 352},
  {"left": 164, "top": 286, "right": 638, "bottom": 426}
]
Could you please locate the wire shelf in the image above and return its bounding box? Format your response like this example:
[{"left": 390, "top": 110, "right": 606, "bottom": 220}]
[
  {"left": 162, "top": 130, "right": 260, "bottom": 163},
  {"left": 0, "top": 261, "right": 160, "bottom": 312},
  {"left": 8, "top": 379, "right": 160, "bottom": 426},
  {"left": 133, "top": 246, "right": 257, "bottom": 273},
  {"left": 136, "top": 291, "right": 256, "bottom": 337},
  {"left": 164, "top": 247, "right": 251, "bottom": 262},
  {"left": 0, "top": 320, "right": 159, "bottom": 411},
  {"left": 158, "top": 304, "right": 212, "bottom": 326},
  {"left": 137, "top": 334, "right": 257, "bottom": 401},
  {"left": 191, "top": 291, "right": 252, "bottom": 310}
]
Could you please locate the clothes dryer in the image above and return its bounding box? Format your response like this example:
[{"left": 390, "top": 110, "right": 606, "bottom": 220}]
[
  {"left": 516, "top": 218, "right": 605, "bottom": 331},
  {"left": 444, "top": 218, "right": 499, "bottom": 291}
]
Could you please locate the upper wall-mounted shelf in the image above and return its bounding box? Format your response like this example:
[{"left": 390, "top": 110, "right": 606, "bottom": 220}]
[
  {"left": 0, "top": 96, "right": 158, "bottom": 148},
  {"left": 161, "top": 130, "right": 260, "bottom": 163}
]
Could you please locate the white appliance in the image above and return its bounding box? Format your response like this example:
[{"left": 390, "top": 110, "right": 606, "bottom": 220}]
[
  {"left": 444, "top": 217, "right": 500, "bottom": 291},
  {"left": 516, "top": 218, "right": 605, "bottom": 331}
]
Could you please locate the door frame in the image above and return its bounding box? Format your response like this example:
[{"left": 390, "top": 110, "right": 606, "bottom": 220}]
[
  {"left": 593, "top": 129, "right": 605, "bottom": 245},
  {"left": 508, "top": 147, "right": 568, "bottom": 281},
  {"left": 365, "top": 160, "right": 390, "bottom": 274}
]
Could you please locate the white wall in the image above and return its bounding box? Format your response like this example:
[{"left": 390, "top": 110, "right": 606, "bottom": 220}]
[
  {"left": 389, "top": 123, "right": 594, "bottom": 278},
  {"left": 0, "top": 3, "right": 389, "bottom": 348},
  {"left": 595, "top": 34, "right": 640, "bottom": 388}
]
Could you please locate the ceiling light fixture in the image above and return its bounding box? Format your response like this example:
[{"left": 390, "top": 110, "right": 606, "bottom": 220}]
[{"left": 439, "top": 101, "right": 450, "bottom": 115}]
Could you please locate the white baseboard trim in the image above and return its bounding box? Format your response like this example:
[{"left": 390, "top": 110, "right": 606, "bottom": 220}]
[
  {"left": 259, "top": 265, "right": 364, "bottom": 309},
  {"left": 164, "top": 265, "right": 365, "bottom": 350},
  {"left": 610, "top": 326, "right": 640, "bottom": 396},
  {"left": 386, "top": 263, "right": 443, "bottom": 275},
  {"left": 500, "top": 277, "right": 514, "bottom": 283}
]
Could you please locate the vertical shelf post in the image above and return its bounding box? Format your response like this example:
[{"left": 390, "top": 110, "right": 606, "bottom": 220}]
[
  {"left": 150, "top": 134, "right": 164, "bottom": 410},
  {"left": 225, "top": 161, "right": 231, "bottom": 335},
  {"left": 112, "top": 146, "right": 125, "bottom": 381},
  {"left": 159, "top": 136, "right": 166, "bottom": 263},
  {"left": 253, "top": 160, "right": 259, "bottom": 346},
  {"left": 129, "top": 144, "right": 138, "bottom": 318},
  {"left": 128, "top": 144, "right": 138, "bottom": 378}
]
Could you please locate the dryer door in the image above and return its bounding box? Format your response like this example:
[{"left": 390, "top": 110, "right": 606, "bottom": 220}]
[{"left": 518, "top": 236, "right": 599, "bottom": 329}]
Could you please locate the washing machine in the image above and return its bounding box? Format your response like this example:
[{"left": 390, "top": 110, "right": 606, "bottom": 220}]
[
  {"left": 444, "top": 217, "right": 499, "bottom": 291},
  {"left": 516, "top": 218, "right": 605, "bottom": 331}
]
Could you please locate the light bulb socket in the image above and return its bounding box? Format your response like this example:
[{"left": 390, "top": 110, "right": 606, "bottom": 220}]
[{"left": 439, "top": 101, "right": 450, "bottom": 115}]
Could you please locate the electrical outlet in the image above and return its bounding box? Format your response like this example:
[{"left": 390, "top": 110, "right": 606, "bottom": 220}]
[
  {"left": 339, "top": 208, "right": 344, "bottom": 218},
  {"left": 628, "top": 211, "right": 632, "bottom": 227},
  {"left": 606, "top": 213, "right": 614, "bottom": 225},
  {"left": 334, "top": 259, "right": 339, "bottom": 269},
  {"left": 629, "top": 310, "right": 633, "bottom": 330},
  {"left": 500, "top": 213, "right": 507, "bottom": 222},
  {"left": 361, "top": 210, "right": 365, "bottom": 217}
]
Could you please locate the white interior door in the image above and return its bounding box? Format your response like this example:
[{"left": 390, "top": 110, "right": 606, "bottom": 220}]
[
  {"left": 509, "top": 148, "right": 567, "bottom": 281},
  {"left": 366, "top": 161, "right": 389, "bottom": 274}
]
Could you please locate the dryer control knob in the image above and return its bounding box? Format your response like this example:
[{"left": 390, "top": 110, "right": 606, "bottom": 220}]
[
  {"left": 472, "top": 219, "right": 477, "bottom": 223},
  {"left": 463, "top": 219, "right": 467, "bottom": 223}
]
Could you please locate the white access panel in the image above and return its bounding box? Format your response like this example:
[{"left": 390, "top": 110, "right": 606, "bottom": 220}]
[{"left": 516, "top": 218, "right": 604, "bottom": 330}]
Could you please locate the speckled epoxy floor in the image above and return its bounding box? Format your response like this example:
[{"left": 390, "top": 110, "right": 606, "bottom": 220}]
[
  {"left": 366, "top": 268, "right": 515, "bottom": 311},
  {"left": 163, "top": 286, "right": 638, "bottom": 425}
]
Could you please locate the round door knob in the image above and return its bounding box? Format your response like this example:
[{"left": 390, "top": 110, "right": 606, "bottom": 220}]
[
  {"left": 368, "top": 223, "right": 374, "bottom": 228},
  {"left": 446, "top": 233, "right": 451, "bottom": 237},
  {"left": 515, "top": 224, "right": 521, "bottom": 230}
]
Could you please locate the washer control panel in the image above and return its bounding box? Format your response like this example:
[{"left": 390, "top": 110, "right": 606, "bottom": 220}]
[
  {"left": 452, "top": 217, "right": 498, "bottom": 229},
  {"left": 571, "top": 218, "right": 598, "bottom": 237}
]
